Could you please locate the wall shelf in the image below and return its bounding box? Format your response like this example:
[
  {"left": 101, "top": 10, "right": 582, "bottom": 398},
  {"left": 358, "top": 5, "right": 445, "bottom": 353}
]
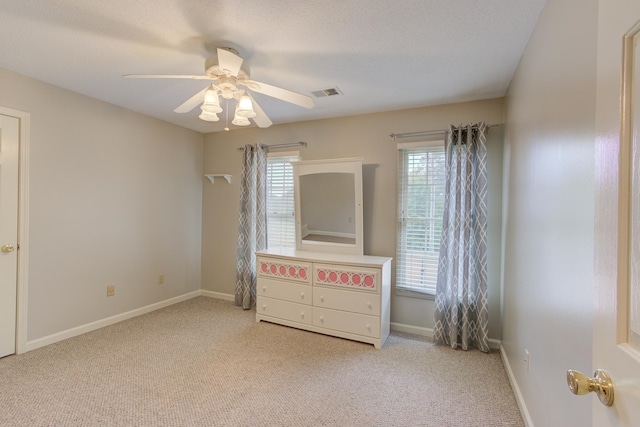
[{"left": 205, "top": 174, "right": 232, "bottom": 184}]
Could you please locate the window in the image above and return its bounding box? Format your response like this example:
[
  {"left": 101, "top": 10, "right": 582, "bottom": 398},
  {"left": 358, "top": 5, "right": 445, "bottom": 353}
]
[
  {"left": 266, "top": 152, "right": 299, "bottom": 249},
  {"left": 396, "top": 142, "right": 446, "bottom": 296}
]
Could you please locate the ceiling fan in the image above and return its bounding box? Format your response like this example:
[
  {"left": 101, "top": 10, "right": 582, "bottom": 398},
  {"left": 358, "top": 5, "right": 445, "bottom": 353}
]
[{"left": 124, "top": 47, "right": 315, "bottom": 129}]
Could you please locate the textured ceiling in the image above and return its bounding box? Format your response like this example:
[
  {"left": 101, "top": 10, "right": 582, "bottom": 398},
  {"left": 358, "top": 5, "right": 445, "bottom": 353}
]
[{"left": 0, "top": 0, "right": 546, "bottom": 133}]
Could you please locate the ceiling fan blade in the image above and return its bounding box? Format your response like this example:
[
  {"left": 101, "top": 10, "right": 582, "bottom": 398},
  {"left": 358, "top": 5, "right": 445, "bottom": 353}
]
[
  {"left": 174, "top": 87, "right": 209, "bottom": 113},
  {"left": 248, "top": 94, "right": 273, "bottom": 128},
  {"left": 245, "top": 80, "right": 314, "bottom": 109},
  {"left": 217, "top": 48, "right": 243, "bottom": 77},
  {"left": 123, "top": 74, "right": 212, "bottom": 80}
]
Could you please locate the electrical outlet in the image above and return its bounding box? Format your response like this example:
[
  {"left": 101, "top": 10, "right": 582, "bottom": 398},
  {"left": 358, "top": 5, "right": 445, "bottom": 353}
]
[
  {"left": 158, "top": 274, "right": 165, "bottom": 284},
  {"left": 106, "top": 284, "right": 115, "bottom": 297},
  {"left": 524, "top": 349, "right": 530, "bottom": 373}
]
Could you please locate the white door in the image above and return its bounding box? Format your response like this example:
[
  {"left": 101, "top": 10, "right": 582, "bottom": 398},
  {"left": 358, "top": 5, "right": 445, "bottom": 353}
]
[
  {"left": 0, "top": 114, "right": 19, "bottom": 358},
  {"left": 592, "top": 1, "right": 640, "bottom": 425}
]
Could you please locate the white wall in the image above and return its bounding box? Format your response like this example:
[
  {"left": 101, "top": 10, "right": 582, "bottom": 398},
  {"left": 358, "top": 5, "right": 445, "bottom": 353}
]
[
  {"left": 501, "top": 0, "right": 597, "bottom": 425},
  {"left": 202, "top": 99, "right": 505, "bottom": 340},
  {"left": 0, "top": 68, "right": 204, "bottom": 343}
]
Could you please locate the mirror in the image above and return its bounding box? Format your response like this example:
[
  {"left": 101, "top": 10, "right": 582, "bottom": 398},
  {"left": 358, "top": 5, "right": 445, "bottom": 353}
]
[
  {"left": 300, "top": 173, "right": 356, "bottom": 244},
  {"left": 293, "top": 158, "right": 363, "bottom": 255}
]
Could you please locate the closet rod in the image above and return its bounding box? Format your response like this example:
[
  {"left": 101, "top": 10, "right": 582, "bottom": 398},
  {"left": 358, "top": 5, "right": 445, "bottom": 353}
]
[
  {"left": 389, "top": 123, "right": 502, "bottom": 140},
  {"left": 237, "top": 141, "right": 307, "bottom": 151}
]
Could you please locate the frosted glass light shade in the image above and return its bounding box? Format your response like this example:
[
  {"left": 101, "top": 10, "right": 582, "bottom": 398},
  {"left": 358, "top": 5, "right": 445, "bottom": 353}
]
[
  {"left": 235, "top": 93, "right": 256, "bottom": 118},
  {"left": 199, "top": 111, "right": 219, "bottom": 122},
  {"left": 232, "top": 114, "right": 251, "bottom": 126},
  {"left": 201, "top": 87, "right": 222, "bottom": 113}
]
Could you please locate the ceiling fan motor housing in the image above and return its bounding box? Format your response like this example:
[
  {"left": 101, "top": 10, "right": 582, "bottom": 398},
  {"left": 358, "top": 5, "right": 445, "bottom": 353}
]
[{"left": 205, "top": 53, "right": 250, "bottom": 80}]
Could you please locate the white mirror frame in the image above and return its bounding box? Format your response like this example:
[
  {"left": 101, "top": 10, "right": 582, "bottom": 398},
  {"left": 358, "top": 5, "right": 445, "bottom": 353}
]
[{"left": 293, "top": 158, "right": 364, "bottom": 255}]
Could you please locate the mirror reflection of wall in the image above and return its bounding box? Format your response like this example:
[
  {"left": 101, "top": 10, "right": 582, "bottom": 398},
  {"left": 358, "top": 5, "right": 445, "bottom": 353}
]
[{"left": 299, "top": 172, "right": 355, "bottom": 244}]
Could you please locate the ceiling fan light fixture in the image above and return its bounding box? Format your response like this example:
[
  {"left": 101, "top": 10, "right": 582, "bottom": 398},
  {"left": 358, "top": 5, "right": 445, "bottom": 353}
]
[
  {"left": 126, "top": 46, "right": 314, "bottom": 130},
  {"left": 220, "top": 88, "right": 235, "bottom": 100},
  {"left": 236, "top": 92, "right": 257, "bottom": 118},
  {"left": 233, "top": 96, "right": 252, "bottom": 126},
  {"left": 201, "top": 86, "right": 222, "bottom": 113},
  {"left": 201, "top": 104, "right": 222, "bottom": 114},
  {"left": 232, "top": 113, "right": 251, "bottom": 126},
  {"left": 199, "top": 111, "right": 219, "bottom": 122},
  {"left": 219, "top": 81, "right": 237, "bottom": 100}
]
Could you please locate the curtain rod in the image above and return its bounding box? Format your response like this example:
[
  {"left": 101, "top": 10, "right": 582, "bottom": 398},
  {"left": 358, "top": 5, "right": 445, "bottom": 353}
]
[
  {"left": 237, "top": 141, "right": 307, "bottom": 151},
  {"left": 389, "top": 123, "right": 502, "bottom": 140}
]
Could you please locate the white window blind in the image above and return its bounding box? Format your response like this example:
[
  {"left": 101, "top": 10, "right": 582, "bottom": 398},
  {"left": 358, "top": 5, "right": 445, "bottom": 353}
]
[
  {"left": 396, "top": 143, "right": 446, "bottom": 295},
  {"left": 267, "top": 153, "right": 299, "bottom": 249}
]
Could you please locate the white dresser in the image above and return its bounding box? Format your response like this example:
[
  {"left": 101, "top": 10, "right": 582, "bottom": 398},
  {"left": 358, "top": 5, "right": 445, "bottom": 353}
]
[{"left": 255, "top": 248, "right": 392, "bottom": 349}]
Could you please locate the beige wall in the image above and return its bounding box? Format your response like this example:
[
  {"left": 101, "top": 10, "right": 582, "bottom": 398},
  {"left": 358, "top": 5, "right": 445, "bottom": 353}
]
[
  {"left": 202, "top": 99, "right": 505, "bottom": 339},
  {"left": 0, "top": 68, "right": 204, "bottom": 342},
  {"left": 502, "top": 0, "right": 597, "bottom": 425}
]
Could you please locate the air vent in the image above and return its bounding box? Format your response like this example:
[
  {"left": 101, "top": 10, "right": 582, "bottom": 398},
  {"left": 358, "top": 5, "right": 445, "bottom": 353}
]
[{"left": 311, "top": 87, "right": 343, "bottom": 98}]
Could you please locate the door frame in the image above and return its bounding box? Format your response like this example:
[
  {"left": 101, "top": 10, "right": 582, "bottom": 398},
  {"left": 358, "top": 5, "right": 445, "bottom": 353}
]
[{"left": 0, "top": 106, "right": 30, "bottom": 355}]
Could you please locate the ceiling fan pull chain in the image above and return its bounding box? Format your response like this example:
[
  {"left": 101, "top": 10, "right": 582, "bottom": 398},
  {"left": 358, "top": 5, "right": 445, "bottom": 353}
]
[{"left": 224, "top": 99, "right": 230, "bottom": 131}]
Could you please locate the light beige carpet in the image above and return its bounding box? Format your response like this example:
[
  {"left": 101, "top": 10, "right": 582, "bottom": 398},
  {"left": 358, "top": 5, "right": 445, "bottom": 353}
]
[{"left": 0, "top": 297, "right": 523, "bottom": 426}]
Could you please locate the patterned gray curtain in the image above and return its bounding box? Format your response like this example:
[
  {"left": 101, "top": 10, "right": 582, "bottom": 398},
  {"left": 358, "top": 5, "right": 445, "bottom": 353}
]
[
  {"left": 433, "top": 123, "right": 489, "bottom": 352},
  {"left": 235, "top": 144, "right": 268, "bottom": 309}
]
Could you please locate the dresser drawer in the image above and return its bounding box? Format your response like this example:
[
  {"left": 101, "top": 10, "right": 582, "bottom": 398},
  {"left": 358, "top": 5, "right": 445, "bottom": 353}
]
[
  {"left": 257, "top": 296, "right": 312, "bottom": 325},
  {"left": 258, "top": 257, "right": 311, "bottom": 285},
  {"left": 313, "top": 263, "right": 380, "bottom": 292},
  {"left": 258, "top": 278, "right": 311, "bottom": 305},
  {"left": 313, "top": 307, "right": 380, "bottom": 338},
  {"left": 313, "top": 287, "right": 380, "bottom": 316}
]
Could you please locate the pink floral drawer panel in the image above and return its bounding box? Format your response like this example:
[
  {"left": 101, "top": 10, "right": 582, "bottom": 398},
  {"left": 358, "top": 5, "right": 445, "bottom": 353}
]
[
  {"left": 257, "top": 257, "right": 311, "bottom": 284},
  {"left": 313, "top": 264, "right": 379, "bottom": 291}
]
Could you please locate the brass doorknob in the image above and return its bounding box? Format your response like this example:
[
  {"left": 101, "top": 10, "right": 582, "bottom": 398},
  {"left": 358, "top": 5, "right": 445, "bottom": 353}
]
[
  {"left": 1, "top": 244, "right": 15, "bottom": 253},
  {"left": 566, "top": 369, "right": 614, "bottom": 406}
]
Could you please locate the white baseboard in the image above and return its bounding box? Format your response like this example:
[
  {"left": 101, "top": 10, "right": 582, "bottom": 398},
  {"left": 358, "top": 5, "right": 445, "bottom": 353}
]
[
  {"left": 25, "top": 291, "right": 502, "bottom": 355},
  {"left": 391, "top": 322, "right": 433, "bottom": 337},
  {"left": 390, "top": 322, "right": 501, "bottom": 349},
  {"left": 200, "top": 290, "right": 234, "bottom": 301},
  {"left": 500, "top": 344, "right": 534, "bottom": 427},
  {"left": 26, "top": 290, "right": 201, "bottom": 352},
  {"left": 488, "top": 338, "right": 501, "bottom": 350}
]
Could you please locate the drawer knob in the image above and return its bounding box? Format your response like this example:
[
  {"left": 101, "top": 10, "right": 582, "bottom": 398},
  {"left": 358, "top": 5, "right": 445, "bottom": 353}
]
[
  {"left": 319, "top": 316, "right": 324, "bottom": 322},
  {"left": 262, "top": 286, "right": 266, "bottom": 292},
  {"left": 367, "top": 302, "right": 372, "bottom": 309},
  {"left": 320, "top": 296, "right": 324, "bottom": 302},
  {"left": 366, "top": 324, "right": 371, "bottom": 330},
  {"left": 300, "top": 292, "right": 305, "bottom": 299},
  {"left": 262, "top": 304, "right": 266, "bottom": 310},
  {"left": 301, "top": 312, "right": 305, "bottom": 318}
]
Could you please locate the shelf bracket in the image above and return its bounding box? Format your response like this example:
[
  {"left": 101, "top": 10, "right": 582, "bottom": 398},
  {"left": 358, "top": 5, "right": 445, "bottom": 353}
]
[{"left": 205, "top": 174, "right": 232, "bottom": 184}]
